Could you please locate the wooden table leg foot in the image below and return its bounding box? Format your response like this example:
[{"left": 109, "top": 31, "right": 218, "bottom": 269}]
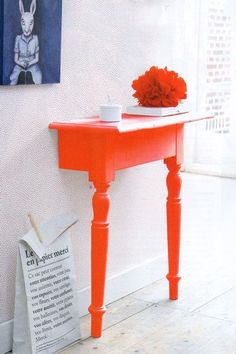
[
  {"left": 166, "top": 274, "right": 181, "bottom": 300},
  {"left": 88, "top": 305, "right": 106, "bottom": 337},
  {"left": 164, "top": 157, "right": 182, "bottom": 301}
]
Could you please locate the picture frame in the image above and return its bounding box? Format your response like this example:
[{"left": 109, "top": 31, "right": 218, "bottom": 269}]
[{"left": 0, "top": 0, "right": 62, "bottom": 85}]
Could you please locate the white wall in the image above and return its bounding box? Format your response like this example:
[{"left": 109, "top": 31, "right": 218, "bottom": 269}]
[{"left": 0, "top": 0, "right": 198, "bottom": 350}]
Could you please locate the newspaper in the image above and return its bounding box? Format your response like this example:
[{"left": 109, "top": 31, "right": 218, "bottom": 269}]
[{"left": 12, "top": 213, "right": 81, "bottom": 354}]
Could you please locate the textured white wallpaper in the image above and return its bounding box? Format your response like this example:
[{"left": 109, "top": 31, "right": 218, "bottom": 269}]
[{"left": 0, "top": 0, "right": 197, "bottom": 324}]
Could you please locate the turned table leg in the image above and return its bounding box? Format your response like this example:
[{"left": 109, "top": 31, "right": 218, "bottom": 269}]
[
  {"left": 164, "top": 157, "right": 182, "bottom": 300},
  {"left": 88, "top": 182, "right": 111, "bottom": 337}
]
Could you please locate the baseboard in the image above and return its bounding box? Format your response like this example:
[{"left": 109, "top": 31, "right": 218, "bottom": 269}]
[
  {"left": 77, "top": 254, "right": 166, "bottom": 317},
  {"left": 0, "top": 254, "right": 166, "bottom": 353},
  {"left": 184, "top": 163, "right": 236, "bottom": 179},
  {"left": 0, "top": 319, "right": 13, "bottom": 354}
]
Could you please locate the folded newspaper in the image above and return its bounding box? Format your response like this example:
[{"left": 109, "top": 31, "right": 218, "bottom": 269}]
[{"left": 12, "top": 213, "right": 81, "bottom": 354}]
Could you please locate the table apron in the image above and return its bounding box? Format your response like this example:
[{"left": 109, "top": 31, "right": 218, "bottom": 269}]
[{"left": 56, "top": 125, "right": 183, "bottom": 181}]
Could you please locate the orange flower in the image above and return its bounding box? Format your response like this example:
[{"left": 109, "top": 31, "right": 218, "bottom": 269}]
[{"left": 132, "top": 66, "right": 187, "bottom": 107}]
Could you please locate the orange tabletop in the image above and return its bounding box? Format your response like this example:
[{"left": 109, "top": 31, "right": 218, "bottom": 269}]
[{"left": 49, "top": 112, "right": 213, "bottom": 337}]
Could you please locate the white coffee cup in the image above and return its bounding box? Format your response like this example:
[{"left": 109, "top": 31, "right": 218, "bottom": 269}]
[{"left": 100, "top": 104, "right": 122, "bottom": 122}]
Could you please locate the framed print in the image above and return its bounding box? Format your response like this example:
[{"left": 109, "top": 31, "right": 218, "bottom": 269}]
[{"left": 0, "top": 0, "right": 62, "bottom": 85}]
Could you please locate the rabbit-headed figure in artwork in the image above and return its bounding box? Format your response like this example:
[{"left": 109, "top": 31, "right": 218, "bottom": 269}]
[{"left": 10, "top": 0, "right": 42, "bottom": 85}]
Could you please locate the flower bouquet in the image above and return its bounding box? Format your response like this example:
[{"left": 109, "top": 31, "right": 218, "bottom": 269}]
[{"left": 127, "top": 66, "right": 188, "bottom": 116}]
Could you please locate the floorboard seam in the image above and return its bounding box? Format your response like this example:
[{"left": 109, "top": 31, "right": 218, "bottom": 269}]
[
  {"left": 107, "top": 297, "right": 157, "bottom": 308},
  {"left": 190, "top": 286, "right": 236, "bottom": 313},
  {"left": 80, "top": 303, "right": 156, "bottom": 343},
  {"left": 191, "top": 311, "right": 236, "bottom": 324}
]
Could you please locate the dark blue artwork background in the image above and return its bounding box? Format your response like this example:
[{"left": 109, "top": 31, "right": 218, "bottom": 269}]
[{"left": 2, "top": 0, "right": 62, "bottom": 84}]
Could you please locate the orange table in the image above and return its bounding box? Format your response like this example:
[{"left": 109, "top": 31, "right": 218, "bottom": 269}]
[{"left": 49, "top": 112, "right": 212, "bottom": 337}]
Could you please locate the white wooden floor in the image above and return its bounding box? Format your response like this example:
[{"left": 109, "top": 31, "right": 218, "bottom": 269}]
[{"left": 60, "top": 173, "right": 236, "bottom": 354}]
